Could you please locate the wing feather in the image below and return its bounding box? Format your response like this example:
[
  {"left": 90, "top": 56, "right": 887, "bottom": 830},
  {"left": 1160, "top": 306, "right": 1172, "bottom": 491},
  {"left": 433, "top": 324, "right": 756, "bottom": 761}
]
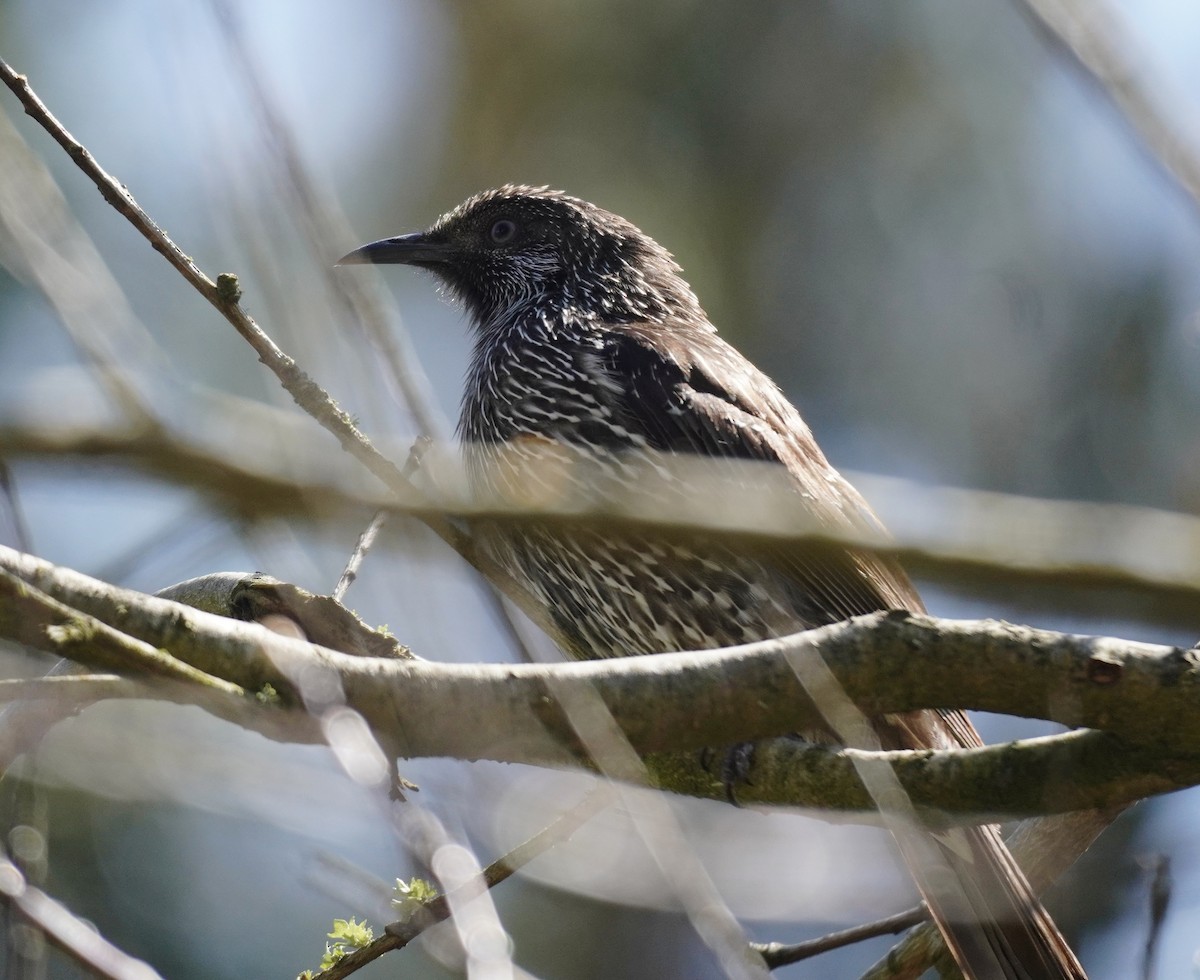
[{"left": 599, "top": 324, "right": 923, "bottom": 622}]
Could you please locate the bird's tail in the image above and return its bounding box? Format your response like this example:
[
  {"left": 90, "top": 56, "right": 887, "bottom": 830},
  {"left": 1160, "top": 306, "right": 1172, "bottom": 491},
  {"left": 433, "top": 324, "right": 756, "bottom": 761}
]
[{"left": 910, "top": 821, "right": 1086, "bottom": 980}]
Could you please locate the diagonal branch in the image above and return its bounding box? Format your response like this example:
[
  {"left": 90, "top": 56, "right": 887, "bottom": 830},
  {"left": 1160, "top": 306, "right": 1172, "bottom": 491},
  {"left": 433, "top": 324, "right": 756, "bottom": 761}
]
[
  {"left": 0, "top": 57, "right": 582, "bottom": 654},
  {"left": 0, "top": 848, "right": 164, "bottom": 980},
  {"left": 0, "top": 57, "right": 468, "bottom": 560},
  {"left": 1015, "top": 0, "right": 1200, "bottom": 220}
]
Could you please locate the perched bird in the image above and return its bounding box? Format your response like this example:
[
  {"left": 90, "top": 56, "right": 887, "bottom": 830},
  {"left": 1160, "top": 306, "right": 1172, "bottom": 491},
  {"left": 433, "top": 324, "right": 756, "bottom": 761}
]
[{"left": 341, "top": 185, "right": 1085, "bottom": 979}]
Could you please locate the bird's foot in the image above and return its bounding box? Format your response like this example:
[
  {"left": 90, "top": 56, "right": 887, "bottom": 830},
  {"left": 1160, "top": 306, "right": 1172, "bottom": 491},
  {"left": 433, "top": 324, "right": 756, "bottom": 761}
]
[{"left": 701, "top": 742, "right": 756, "bottom": 806}]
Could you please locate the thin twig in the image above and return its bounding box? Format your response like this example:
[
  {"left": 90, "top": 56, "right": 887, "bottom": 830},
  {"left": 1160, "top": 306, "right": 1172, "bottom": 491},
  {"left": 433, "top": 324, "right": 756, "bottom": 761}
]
[
  {"left": 333, "top": 510, "right": 388, "bottom": 603},
  {"left": 1141, "top": 854, "right": 1171, "bottom": 980},
  {"left": 753, "top": 905, "right": 927, "bottom": 969},
  {"left": 334, "top": 436, "right": 430, "bottom": 601},
  {"left": 0, "top": 459, "right": 31, "bottom": 551}
]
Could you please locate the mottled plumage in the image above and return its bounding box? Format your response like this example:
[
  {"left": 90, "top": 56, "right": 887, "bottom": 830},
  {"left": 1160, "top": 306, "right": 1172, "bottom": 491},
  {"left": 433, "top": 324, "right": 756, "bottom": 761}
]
[{"left": 341, "top": 185, "right": 1085, "bottom": 979}]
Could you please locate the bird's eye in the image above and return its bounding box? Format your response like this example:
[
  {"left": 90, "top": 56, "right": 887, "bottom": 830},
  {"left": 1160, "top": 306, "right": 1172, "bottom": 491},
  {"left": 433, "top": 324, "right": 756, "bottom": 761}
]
[{"left": 489, "top": 218, "right": 518, "bottom": 245}]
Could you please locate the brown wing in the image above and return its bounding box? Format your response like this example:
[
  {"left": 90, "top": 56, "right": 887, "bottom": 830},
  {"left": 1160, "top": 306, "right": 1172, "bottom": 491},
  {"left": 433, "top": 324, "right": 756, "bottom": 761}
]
[{"left": 600, "top": 323, "right": 923, "bottom": 622}]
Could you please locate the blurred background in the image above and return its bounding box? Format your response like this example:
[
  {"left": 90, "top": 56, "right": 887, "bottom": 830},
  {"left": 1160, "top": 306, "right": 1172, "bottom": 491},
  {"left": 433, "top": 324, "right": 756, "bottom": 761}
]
[{"left": 2, "top": 0, "right": 1200, "bottom": 976}]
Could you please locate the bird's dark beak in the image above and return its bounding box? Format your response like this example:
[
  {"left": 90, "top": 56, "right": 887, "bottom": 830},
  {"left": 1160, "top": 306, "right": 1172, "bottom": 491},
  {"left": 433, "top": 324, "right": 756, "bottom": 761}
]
[{"left": 336, "top": 232, "right": 453, "bottom": 267}]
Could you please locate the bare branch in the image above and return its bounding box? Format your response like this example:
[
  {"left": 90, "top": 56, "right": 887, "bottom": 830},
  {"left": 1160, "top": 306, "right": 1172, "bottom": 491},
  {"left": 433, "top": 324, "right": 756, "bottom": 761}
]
[
  {"left": 0, "top": 566, "right": 242, "bottom": 693},
  {"left": 2, "top": 544, "right": 1199, "bottom": 821},
  {"left": 752, "top": 906, "right": 926, "bottom": 969},
  {"left": 334, "top": 436, "right": 430, "bottom": 602}
]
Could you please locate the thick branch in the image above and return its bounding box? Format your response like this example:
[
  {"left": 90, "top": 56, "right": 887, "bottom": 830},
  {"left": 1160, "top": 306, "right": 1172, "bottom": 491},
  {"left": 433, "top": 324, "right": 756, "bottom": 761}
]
[
  {"left": 2, "top": 545, "right": 1199, "bottom": 820},
  {"left": 0, "top": 567, "right": 241, "bottom": 693}
]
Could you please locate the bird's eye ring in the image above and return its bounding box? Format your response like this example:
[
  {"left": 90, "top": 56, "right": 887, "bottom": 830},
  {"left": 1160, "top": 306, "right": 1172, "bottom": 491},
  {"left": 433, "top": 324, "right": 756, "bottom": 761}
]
[{"left": 489, "top": 218, "right": 518, "bottom": 245}]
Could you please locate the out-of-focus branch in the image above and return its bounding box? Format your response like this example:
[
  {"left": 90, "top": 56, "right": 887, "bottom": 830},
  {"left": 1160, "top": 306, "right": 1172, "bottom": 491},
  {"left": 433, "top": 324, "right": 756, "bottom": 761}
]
[
  {"left": 0, "top": 101, "right": 161, "bottom": 425},
  {"left": 0, "top": 459, "right": 31, "bottom": 551},
  {"left": 1016, "top": 0, "right": 1200, "bottom": 220},
  {"left": 208, "top": 0, "right": 449, "bottom": 444},
  {"left": 5, "top": 422, "right": 1200, "bottom": 631},
  {"left": 0, "top": 671, "right": 143, "bottom": 771},
  {"left": 0, "top": 422, "right": 362, "bottom": 520},
  {"left": 0, "top": 674, "right": 136, "bottom": 705},
  {"left": 0, "top": 848, "right": 164, "bottom": 980}
]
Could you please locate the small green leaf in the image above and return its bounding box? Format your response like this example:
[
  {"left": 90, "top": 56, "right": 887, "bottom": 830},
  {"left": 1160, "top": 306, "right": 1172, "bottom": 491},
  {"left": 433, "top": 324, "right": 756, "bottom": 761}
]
[
  {"left": 304, "top": 916, "right": 374, "bottom": 975},
  {"left": 255, "top": 683, "right": 280, "bottom": 705},
  {"left": 318, "top": 942, "right": 342, "bottom": 971},
  {"left": 391, "top": 877, "right": 439, "bottom": 920},
  {"left": 328, "top": 916, "right": 374, "bottom": 946},
  {"left": 215, "top": 273, "right": 242, "bottom": 304}
]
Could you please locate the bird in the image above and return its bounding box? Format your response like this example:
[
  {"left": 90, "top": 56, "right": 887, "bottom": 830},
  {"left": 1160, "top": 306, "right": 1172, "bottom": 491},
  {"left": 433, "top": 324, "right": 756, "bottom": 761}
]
[{"left": 340, "top": 185, "right": 1086, "bottom": 979}]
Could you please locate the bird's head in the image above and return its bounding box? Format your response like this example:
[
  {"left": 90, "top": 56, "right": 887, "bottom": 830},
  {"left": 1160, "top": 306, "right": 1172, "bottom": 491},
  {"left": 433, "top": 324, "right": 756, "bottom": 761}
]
[{"left": 339, "top": 185, "right": 703, "bottom": 329}]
